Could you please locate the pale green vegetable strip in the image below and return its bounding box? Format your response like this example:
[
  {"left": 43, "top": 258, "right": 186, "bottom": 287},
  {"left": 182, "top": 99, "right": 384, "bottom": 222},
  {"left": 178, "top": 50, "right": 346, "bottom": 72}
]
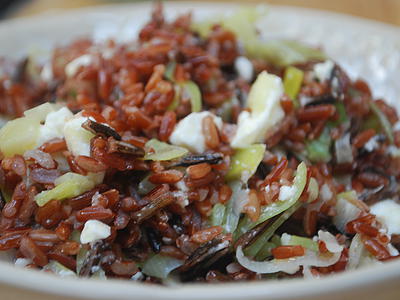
[
  {"left": 255, "top": 242, "right": 276, "bottom": 261},
  {"left": 76, "top": 246, "right": 88, "bottom": 274},
  {"left": 167, "top": 85, "right": 181, "bottom": 111},
  {"left": 283, "top": 66, "right": 304, "bottom": 102},
  {"left": 44, "top": 260, "right": 76, "bottom": 277},
  {"left": 226, "top": 144, "right": 266, "bottom": 181},
  {"left": 244, "top": 201, "right": 302, "bottom": 257},
  {"left": 23, "top": 103, "right": 59, "bottom": 121},
  {"left": 283, "top": 235, "right": 319, "bottom": 252},
  {"left": 138, "top": 175, "right": 156, "bottom": 195},
  {"left": 35, "top": 172, "right": 102, "bottom": 207},
  {"left": 305, "top": 127, "right": 332, "bottom": 163},
  {"left": 235, "top": 162, "right": 307, "bottom": 239},
  {"left": 307, "top": 177, "right": 319, "bottom": 203},
  {"left": 222, "top": 181, "right": 247, "bottom": 233},
  {"left": 142, "top": 254, "right": 183, "bottom": 279},
  {"left": 211, "top": 203, "right": 226, "bottom": 226},
  {"left": 144, "top": 139, "right": 188, "bottom": 161},
  {"left": 183, "top": 81, "right": 202, "bottom": 112},
  {"left": 92, "top": 268, "right": 106, "bottom": 279},
  {"left": 164, "top": 61, "right": 176, "bottom": 81},
  {"left": 370, "top": 101, "right": 394, "bottom": 144},
  {"left": 337, "top": 190, "right": 357, "bottom": 202},
  {"left": 191, "top": 8, "right": 325, "bottom": 67},
  {"left": 0, "top": 117, "right": 40, "bottom": 157}
]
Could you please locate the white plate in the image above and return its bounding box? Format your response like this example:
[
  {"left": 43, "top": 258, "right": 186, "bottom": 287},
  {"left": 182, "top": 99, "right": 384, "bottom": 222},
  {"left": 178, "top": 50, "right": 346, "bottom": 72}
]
[{"left": 1, "top": 2, "right": 400, "bottom": 300}]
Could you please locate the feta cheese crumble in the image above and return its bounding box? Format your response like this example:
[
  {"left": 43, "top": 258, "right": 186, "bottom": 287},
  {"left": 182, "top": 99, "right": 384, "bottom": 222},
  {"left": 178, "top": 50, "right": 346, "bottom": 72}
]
[
  {"left": 63, "top": 115, "right": 95, "bottom": 157},
  {"left": 80, "top": 220, "right": 111, "bottom": 244},
  {"left": 234, "top": 56, "right": 253, "bottom": 82},
  {"left": 169, "top": 111, "right": 222, "bottom": 153},
  {"left": 313, "top": 60, "right": 334, "bottom": 83},
  {"left": 370, "top": 199, "right": 400, "bottom": 235},
  {"left": 65, "top": 54, "right": 93, "bottom": 78},
  {"left": 37, "top": 107, "right": 73, "bottom": 147},
  {"left": 230, "top": 71, "right": 284, "bottom": 148}
]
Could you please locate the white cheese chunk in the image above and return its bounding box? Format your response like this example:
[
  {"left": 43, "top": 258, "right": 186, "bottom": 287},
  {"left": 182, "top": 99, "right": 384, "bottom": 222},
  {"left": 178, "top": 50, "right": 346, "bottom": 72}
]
[
  {"left": 313, "top": 60, "right": 334, "bottom": 83},
  {"left": 230, "top": 71, "right": 284, "bottom": 148},
  {"left": 234, "top": 56, "right": 253, "bottom": 82},
  {"left": 40, "top": 61, "right": 53, "bottom": 83},
  {"left": 278, "top": 185, "right": 296, "bottom": 202},
  {"left": 65, "top": 54, "right": 93, "bottom": 78},
  {"left": 169, "top": 111, "right": 222, "bottom": 153},
  {"left": 63, "top": 115, "right": 94, "bottom": 157},
  {"left": 37, "top": 107, "right": 73, "bottom": 147},
  {"left": 364, "top": 136, "right": 379, "bottom": 152},
  {"left": 370, "top": 199, "right": 400, "bottom": 235},
  {"left": 80, "top": 220, "right": 111, "bottom": 244}
]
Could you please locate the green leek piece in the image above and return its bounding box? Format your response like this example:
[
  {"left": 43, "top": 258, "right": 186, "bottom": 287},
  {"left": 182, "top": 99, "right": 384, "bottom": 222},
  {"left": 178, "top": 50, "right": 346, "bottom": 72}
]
[
  {"left": 244, "top": 201, "right": 302, "bottom": 257},
  {"left": 234, "top": 162, "right": 307, "bottom": 239},
  {"left": 0, "top": 117, "right": 40, "bottom": 157},
  {"left": 144, "top": 139, "right": 188, "bottom": 161},
  {"left": 283, "top": 66, "right": 304, "bottom": 102},
  {"left": 370, "top": 101, "right": 394, "bottom": 144},
  {"left": 23, "top": 102, "right": 59, "bottom": 122},
  {"left": 226, "top": 144, "right": 266, "bottom": 181},
  {"left": 44, "top": 260, "right": 76, "bottom": 277},
  {"left": 191, "top": 7, "right": 326, "bottom": 67},
  {"left": 142, "top": 254, "right": 183, "bottom": 279},
  {"left": 164, "top": 61, "right": 176, "bottom": 82},
  {"left": 282, "top": 234, "right": 318, "bottom": 252},
  {"left": 222, "top": 181, "right": 246, "bottom": 233},
  {"left": 255, "top": 242, "right": 276, "bottom": 261},
  {"left": 0, "top": 102, "right": 62, "bottom": 157},
  {"left": 211, "top": 203, "right": 226, "bottom": 226},
  {"left": 35, "top": 172, "right": 103, "bottom": 207},
  {"left": 183, "top": 81, "right": 202, "bottom": 113},
  {"left": 305, "top": 127, "right": 332, "bottom": 163},
  {"left": 164, "top": 62, "right": 202, "bottom": 112},
  {"left": 76, "top": 246, "right": 88, "bottom": 274}
]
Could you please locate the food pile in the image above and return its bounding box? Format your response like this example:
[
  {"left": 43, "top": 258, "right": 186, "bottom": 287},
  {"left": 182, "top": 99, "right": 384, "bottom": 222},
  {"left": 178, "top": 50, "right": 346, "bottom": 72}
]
[{"left": 0, "top": 5, "right": 399, "bottom": 283}]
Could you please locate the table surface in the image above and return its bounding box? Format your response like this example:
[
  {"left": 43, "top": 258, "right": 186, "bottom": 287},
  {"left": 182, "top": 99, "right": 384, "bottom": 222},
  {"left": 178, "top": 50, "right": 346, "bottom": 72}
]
[{"left": 9, "top": 0, "right": 400, "bottom": 27}]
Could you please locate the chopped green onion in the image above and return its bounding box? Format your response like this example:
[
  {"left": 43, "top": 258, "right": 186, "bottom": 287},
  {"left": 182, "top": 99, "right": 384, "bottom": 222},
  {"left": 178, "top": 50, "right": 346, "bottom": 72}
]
[
  {"left": 141, "top": 254, "right": 183, "bottom": 279},
  {"left": 370, "top": 101, "right": 394, "bottom": 144},
  {"left": 283, "top": 66, "right": 304, "bottom": 102},
  {"left": 235, "top": 162, "right": 307, "bottom": 239},
  {"left": 305, "top": 127, "right": 332, "bottom": 163},
  {"left": 211, "top": 203, "right": 226, "bottom": 226},
  {"left": 226, "top": 144, "right": 266, "bottom": 182},
  {"left": 144, "top": 139, "right": 188, "bottom": 161},
  {"left": 183, "top": 81, "right": 202, "bottom": 113}
]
